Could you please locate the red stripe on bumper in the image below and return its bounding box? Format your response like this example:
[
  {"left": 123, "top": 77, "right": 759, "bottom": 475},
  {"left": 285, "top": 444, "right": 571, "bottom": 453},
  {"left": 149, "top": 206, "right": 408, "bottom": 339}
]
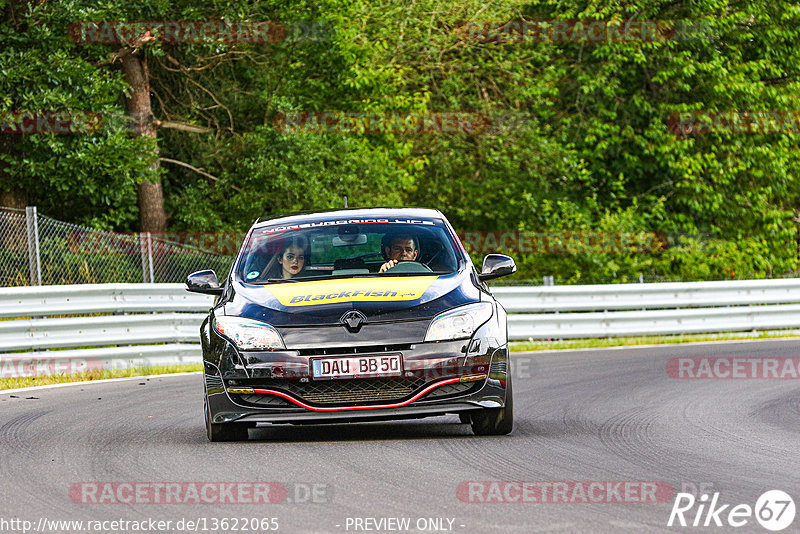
[{"left": 251, "top": 377, "right": 462, "bottom": 412}]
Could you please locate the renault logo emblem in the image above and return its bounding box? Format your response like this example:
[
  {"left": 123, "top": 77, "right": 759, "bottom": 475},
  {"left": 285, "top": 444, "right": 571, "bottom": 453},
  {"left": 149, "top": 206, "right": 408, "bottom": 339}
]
[{"left": 341, "top": 310, "right": 367, "bottom": 332}]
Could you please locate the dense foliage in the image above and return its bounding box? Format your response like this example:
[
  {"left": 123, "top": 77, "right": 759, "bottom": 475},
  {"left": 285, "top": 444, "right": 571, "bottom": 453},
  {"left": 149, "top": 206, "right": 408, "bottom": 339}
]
[{"left": 2, "top": 0, "right": 799, "bottom": 282}]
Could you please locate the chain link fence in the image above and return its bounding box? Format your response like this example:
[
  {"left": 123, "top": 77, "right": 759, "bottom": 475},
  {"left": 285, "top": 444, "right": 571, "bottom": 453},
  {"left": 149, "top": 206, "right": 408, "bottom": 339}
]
[
  {"left": 0, "top": 207, "right": 29, "bottom": 286},
  {"left": 8, "top": 206, "right": 794, "bottom": 288},
  {"left": 0, "top": 206, "right": 235, "bottom": 286}
]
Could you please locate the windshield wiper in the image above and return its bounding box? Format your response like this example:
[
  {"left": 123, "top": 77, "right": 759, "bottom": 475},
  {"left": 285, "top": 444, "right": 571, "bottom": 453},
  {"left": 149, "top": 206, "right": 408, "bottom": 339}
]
[
  {"left": 301, "top": 273, "right": 378, "bottom": 281},
  {"left": 249, "top": 271, "right": 452, "bottom": 284},
  {"left": 386, "top": 271, "right": 451, "bottom": 276}
]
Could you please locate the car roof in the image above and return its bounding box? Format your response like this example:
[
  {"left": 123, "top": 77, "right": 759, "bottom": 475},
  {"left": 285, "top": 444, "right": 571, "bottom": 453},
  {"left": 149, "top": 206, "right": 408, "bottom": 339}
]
[{"left": 252, "top": 207, "right": 446, "bottom": 229}]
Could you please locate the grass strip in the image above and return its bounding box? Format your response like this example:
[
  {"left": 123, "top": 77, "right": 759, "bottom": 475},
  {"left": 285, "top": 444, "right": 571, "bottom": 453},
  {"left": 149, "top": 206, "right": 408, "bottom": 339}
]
[
  {"left": 510, "top": 330, "right": 800, "bottom": 352},
  {"left": 0, "top": 363, "right": 202, "bottom": 391}
]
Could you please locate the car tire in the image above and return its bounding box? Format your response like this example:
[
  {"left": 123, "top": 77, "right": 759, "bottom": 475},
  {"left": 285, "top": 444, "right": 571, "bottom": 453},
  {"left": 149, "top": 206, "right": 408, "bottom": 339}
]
[
  {"left": 470, "top": 373, "right": 513, "bottom": 436},
  {"left": 459, "top": 413, "right": 471, "bottom": 424},
  {"left": 205, "top": 397, "right": 250, "bottom": 442}
]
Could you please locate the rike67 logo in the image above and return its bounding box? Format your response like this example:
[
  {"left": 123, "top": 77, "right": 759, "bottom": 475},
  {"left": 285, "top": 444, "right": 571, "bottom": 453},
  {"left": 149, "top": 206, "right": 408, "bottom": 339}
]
[{"left": 668, "top": 490, "right": 796, "bottom": 531}]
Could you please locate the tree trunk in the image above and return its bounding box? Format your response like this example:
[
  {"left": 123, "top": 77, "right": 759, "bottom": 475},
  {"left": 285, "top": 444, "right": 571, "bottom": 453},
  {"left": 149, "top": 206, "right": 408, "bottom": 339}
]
[
  {"left": 0, "top": 188, "right": 27, "bottom": 209},
  {"left": 0, "top": 188, "right": 28, "bottom": 252},
  {"left": 120, "top": 52, "right": 167, "bottom": 234},
  {"left": 0, "top": 136, "right": 28, "bottom": 252},
  {"left": 1, "top": 0, "right": 30, "bottom": 253}
]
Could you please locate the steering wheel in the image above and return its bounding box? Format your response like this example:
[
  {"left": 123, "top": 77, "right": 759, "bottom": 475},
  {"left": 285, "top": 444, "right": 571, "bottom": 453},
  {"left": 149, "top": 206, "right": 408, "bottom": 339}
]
[{"left": 383, "top": 261, "right": 433, "bottom": 274}]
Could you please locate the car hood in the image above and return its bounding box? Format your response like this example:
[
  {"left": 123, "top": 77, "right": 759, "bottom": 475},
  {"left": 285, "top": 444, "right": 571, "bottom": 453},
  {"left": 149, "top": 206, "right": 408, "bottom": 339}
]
[{"left": 223, "top": 270, "right": 480, "bottom": 327}]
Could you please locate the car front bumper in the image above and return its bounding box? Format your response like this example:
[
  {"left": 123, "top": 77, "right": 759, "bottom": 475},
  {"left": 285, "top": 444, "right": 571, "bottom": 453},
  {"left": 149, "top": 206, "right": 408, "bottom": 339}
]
[{"left": 204, "top": 336, "right": 510, "bottom": 425}]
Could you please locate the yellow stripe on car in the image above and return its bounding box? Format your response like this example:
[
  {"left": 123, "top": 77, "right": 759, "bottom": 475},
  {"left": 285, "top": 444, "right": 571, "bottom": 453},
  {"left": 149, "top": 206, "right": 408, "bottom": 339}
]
[{"left": 267, "top": 276, "right": 439, "bottom": 306}]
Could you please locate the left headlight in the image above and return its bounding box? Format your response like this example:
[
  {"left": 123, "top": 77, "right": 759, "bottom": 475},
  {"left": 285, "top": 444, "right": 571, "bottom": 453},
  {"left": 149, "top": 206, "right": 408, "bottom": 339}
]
[
  {"left": 425, "top": 302, "right": 493, "bottom": 342},
  {"left": 213, "top": 316, "right": 285, "bottom": 350}
]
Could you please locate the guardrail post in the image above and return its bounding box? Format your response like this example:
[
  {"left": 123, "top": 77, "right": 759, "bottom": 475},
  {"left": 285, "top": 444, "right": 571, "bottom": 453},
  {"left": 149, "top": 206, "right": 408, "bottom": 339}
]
[
  {"left": 140, "top": 233, "right": 147, "bottom": 282},
  {"left": 146, "top": 232, "right": 154, "bottom": 283},
  {"left": 543, "top": 275, "right": 554, "bottom": 286},
  {"left": 25, "top": 206, "right": 41, "bottom": 286},
  {"left": 140, "top": 232, "right": 154, "bottom": 283}
]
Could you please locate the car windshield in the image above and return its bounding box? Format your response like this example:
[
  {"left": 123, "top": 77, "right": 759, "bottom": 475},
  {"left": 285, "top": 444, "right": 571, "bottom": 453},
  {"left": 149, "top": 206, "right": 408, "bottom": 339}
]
[{"left": 236, "top": 217, "right": 461, "bottom": 284}]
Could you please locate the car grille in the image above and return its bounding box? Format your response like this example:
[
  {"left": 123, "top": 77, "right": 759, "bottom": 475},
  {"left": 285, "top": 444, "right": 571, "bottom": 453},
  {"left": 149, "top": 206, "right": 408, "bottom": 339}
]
[{"left": 246, "top": 377, "right": 428, "bottom": 406}]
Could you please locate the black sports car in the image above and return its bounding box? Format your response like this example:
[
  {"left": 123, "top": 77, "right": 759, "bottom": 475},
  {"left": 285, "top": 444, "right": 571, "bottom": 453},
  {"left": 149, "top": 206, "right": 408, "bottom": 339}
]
[{"left": 187, "top": 208, "right": 516, "bottom": 441}]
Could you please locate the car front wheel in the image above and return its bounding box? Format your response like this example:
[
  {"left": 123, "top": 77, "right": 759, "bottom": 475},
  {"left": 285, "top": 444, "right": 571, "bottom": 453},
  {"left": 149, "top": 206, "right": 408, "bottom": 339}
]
[
  {"left": 470, "top": 373, "right": 513, "bottom": 436},
  {"left": 205, "top": 397, "right": 250, "bottom": 442}
]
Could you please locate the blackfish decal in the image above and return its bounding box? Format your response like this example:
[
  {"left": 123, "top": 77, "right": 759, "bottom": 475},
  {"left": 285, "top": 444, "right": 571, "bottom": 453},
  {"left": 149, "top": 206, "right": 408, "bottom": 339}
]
[{"left": 266, "top": 276, "right": 439, "bottom": 306}]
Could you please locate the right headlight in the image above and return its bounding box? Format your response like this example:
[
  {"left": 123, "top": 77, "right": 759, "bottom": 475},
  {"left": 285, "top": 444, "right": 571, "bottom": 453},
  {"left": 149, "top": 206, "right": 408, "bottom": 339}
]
[
  {"left": 424, "top": 302, "right": 493, "bottom": 342},
  {"left": 213, "top": 316, "right": 285, "bottom": 350}
]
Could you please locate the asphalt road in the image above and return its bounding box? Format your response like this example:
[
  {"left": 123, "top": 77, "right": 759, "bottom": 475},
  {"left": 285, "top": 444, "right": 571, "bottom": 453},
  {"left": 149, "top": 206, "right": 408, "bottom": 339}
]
[{"left": 1, "top": 339, "right": 799, "bottom": 533}]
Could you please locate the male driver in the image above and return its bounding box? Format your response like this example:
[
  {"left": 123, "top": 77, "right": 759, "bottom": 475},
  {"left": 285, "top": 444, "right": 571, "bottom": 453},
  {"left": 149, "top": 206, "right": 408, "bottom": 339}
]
[{"left": 379, "top": 233, "right": 419, "bottom": 273}]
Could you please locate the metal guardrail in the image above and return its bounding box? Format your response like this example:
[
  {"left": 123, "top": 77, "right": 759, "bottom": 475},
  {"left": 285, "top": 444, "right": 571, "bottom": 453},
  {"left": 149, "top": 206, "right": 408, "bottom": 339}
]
[
  {"left": 506, "top": 303, "right": 800, "bottom": 339},
  {"left": 491, "top": 278, "right": 800, "bottom": 312},
  {"left": 494, "top": 279, "right": 800, "bottom": 339},
  {"left": 0, "top": 284, "right": 214, "bottom": 378},
  {"left": 0, "top": 283, "right": 212, "bottom": 317},
  {"left": 0, "top": 313, "right": 206, "bottom": 351},
  {"left": 3, "top": 279, "right": 800, "bottom": 379}
]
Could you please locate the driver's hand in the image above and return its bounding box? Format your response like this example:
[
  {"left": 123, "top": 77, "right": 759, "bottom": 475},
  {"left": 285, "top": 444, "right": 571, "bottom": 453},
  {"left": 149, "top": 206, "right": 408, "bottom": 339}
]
[{"left": 379, "top": 260, "right": 398, "bottom": 273}]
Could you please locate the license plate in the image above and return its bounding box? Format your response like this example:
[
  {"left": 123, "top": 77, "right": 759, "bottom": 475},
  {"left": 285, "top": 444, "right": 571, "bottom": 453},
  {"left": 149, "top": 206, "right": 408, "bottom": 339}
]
[{"left": 311, "top": 355, "right": 402, "bottom": 380}]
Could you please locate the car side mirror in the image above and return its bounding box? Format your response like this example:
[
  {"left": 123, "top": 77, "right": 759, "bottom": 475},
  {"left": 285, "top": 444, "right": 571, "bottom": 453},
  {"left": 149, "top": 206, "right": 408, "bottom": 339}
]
[
  {"left": 478, "top": 254, "right": 516, "bottom": 281},
  {"left": 186, "top": 270, "right": 223, "bottom": 295}
]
